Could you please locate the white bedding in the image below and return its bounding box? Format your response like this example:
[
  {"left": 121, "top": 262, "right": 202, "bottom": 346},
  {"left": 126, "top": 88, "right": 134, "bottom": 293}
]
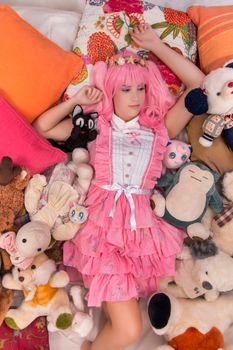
[{"left": 2, "top": 1, "right": 233, "bottom": 349}]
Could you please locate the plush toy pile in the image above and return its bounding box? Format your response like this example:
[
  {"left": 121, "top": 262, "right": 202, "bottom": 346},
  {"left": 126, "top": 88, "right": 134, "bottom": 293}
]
[
  {"left": 147, "top": 62, "right": 233, "bottom": 350},
  {"left": 1, "top": 66, "right": 233, "bottom": 350},
  {"left": 0, "top": 142, "right": 94, "bottom": 340}
]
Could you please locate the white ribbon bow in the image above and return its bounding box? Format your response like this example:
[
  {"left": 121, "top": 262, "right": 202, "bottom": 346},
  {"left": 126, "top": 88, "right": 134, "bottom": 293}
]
[{"left": 101, "top": 184, "right": 151, "bottom": 230}]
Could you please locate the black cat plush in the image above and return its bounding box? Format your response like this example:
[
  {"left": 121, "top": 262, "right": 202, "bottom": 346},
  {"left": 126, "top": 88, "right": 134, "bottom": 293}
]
[{"left": 50, "top": 105, "right": 98, "bottom": 153}]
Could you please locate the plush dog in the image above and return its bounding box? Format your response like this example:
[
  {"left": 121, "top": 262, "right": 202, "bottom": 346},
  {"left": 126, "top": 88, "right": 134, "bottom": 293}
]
[
  {"left": 159, "top": 240, "right": 233, "bottom": 302},
  {"left": 148, "top": 291, "right": 233, "bottom": 350},
  {"left": 2, "top": 253, "right": 72, "bottom": 331},
  {"left": 185, "top": 62, "right": 233, "bottom": 150},
  {"left": 25, "top": 148, "right": 93, "bottom": 241}
]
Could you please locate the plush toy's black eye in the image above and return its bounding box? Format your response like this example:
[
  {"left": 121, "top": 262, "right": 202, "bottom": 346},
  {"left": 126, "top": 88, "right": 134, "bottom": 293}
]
[
  {"left": 37, "top": 248, "right": 42, "bottom": 252},
  {"left": 22, "top": 238, "right": 27, "bottom": 243},
  {"left": 206, "top": 271, "right": 208, "bottom": 275},
  {"left": 31, "top": 265, "right": 36, "bottom": 270},
  {"left": 17, "top": 268, "right": 20, "bottom": 272},
  {"left": 216, "top": 92, "right": 221, "bottom": 96}
]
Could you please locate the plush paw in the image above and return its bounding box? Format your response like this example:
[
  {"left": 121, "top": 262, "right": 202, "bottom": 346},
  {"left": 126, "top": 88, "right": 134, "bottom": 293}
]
[
  {"left": 72, "top": 312, "right": 94, "bottom": 337},
  {"left": 5, "top": 317, "right": 20, "bottom": 330},
  {"left": 28, "top": 174, "right": 47, "bottom": 191},
  {"left": 187, "top": 223, "right": 211, "bottom": 240},
  {"left": 199, "top": 136, "right": 213, "bottom": 147},
  {"left": 55, "top": 313, "right": 73, "bottom": 330},
  {"left": 151, "top": 191, "right": 165, "bottom": 217}
]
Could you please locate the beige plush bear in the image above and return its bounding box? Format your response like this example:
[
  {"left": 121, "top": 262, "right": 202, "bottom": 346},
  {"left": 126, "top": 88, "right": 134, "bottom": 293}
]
[
  {"left": 2, "top": 253, "right": 72, "bottom": 330},
  {"left": 25, "top": 148, "right": 93, "bottom": 241},
  {"left": 159, "top": 240, "right": 233, "bottom": 302}
]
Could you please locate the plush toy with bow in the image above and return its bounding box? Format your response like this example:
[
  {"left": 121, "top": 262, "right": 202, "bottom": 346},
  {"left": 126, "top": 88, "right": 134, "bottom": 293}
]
[
  {"left": 25, "top": 148, "right": 93, "bottom": 241},
  {"left": 185, "top": 62, "right": 233, "bottom": 150},
  {"left": 0, "top": 221, "right": 51, "bottom": 269},
  {"left": 148, "top": 291, "right": 233, "bottom": 350},
  {"left": 2, "top": 253, "right": 73, "bottom": 331},
  {"left": 51, "top": 105, "right": 98, "bottom": 153},
  {"left": 151, "top": 162, "right": 223, "bottom": 239}
]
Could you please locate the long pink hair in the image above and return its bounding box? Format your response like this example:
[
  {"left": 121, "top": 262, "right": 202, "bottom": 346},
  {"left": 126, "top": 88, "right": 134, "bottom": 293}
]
[{"left": 86, "top": 50, "right": 176, "bottom": 130}]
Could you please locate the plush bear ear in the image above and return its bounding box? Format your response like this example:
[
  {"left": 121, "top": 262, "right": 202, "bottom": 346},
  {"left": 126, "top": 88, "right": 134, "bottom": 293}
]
[
  {"left": 72, "top": 104, "right": 83, "bottom": 118},
  {"left": 185, "top": 88, "right": 209, "bottom": 115},
  {"left": 148, "top": 293, "right": 171, "bottom": 334}
]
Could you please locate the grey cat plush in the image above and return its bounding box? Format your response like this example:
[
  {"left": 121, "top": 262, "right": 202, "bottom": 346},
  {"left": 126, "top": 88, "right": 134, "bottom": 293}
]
[{"left": 151, "top": 162, "right": 223, "bottom": 239}]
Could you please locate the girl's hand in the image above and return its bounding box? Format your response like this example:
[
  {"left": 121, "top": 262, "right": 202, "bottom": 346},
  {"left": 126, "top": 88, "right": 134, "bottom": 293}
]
[
  {"left": 71, "top": 86, "right": 103, "bottom": 106},
  {"left": 130, "top": 23, "right": 161, "bottom": 51}
]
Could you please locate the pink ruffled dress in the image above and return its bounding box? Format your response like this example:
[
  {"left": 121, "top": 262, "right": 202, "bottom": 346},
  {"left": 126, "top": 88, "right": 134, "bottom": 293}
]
[{"left": 64, "top": 114, "right": 184, "bottom": 307}]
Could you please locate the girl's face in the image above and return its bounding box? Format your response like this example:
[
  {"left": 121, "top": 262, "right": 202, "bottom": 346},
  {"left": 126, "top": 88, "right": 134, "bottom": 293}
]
[{"left": 113, "top": 83, "right": 146, "bottom": 122}]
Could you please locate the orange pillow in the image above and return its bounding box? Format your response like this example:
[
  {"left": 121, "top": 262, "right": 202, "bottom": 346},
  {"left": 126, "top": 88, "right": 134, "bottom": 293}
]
[
  {"left": 188, "top": 6, "right": 233, "bottom": 73},
  {"left": 0, "top": 4, "right": 83, "bottom": 122}
]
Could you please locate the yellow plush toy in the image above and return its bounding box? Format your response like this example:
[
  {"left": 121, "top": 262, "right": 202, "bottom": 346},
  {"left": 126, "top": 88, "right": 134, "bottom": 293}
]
[{"left": 2, "top": 253, "right": 73, "bottom": 331}]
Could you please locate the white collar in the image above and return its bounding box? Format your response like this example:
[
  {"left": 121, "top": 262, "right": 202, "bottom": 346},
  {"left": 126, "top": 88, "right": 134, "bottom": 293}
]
[{"left": 111, "top": 114, "right": 140, "bottom": 132}]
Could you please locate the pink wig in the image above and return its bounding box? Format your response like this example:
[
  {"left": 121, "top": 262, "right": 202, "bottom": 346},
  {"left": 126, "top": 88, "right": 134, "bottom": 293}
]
[{"left": 86, "top": 50, "right": 176, "bottom": 129}]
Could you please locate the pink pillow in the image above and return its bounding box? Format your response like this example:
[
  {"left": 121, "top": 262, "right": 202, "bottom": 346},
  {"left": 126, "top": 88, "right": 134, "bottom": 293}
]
[{"left": 0, "top": 96, "right": 67, "bottom": 175}]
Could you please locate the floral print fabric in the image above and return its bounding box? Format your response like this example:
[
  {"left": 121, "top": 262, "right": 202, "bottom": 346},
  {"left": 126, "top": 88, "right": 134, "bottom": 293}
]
[{"left": 65, "top": 0, "right": 197, "bottom": 100}]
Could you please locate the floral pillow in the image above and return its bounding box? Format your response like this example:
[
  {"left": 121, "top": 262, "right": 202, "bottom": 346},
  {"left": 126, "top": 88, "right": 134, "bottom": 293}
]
[{"left": 65, "top": 0, "right": 197, "bottom": 99}]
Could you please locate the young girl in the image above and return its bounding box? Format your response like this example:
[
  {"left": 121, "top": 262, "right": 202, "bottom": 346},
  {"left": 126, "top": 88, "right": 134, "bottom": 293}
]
[{"left": 33, "top": 24, "right": 204, "bottom": 350}]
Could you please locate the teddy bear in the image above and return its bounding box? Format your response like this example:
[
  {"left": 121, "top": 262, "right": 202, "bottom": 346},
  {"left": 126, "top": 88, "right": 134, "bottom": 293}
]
[
  {"left": 185, "top": 61, "right": 233, "bottom": 150},
  {"left": 0, "top": 221, "right": 52, "bottom": 269},
  {"left": 25, "top": 148, "right": 93, "bottom": 241},
  {"left": 151, "top": 162, "right": 223, "bottom": 239},
  {"left": 159, "top": 239, "right": 233, "bottom": 302},
  {"left": 50, "top": 104, "right": 98, "bottom": 152},
  {"left": 148, "top": 291, "right": 233, "bottom": 350},
  {"left": 2, "top": 252, "right": 73, "bottom": 331},
  {"left": 0, "top": 156, "right": 30, "bottom": 233}
]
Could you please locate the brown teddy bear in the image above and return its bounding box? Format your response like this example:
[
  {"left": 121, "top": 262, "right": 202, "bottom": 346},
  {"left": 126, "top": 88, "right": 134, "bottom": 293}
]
[{"left": 0, "top": 157, "right": 30, "bottom": 233}]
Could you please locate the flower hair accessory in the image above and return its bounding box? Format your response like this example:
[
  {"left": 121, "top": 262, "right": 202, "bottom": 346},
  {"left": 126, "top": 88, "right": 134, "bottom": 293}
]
[{"left": 106, "top": 55, "right": 147, "bottom": 67}]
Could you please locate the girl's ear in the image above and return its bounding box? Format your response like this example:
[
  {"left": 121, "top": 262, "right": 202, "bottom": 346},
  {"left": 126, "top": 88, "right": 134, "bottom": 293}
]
[{"left": 72, "top": 104, "right": 83, "bottom": 118}]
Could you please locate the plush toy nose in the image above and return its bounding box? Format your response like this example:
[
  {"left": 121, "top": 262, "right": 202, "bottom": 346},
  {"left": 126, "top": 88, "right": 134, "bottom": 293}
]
[
  {"left": 202, "top": 281, "right": 213, "bottom": 290},
  {"left": 185, "top": 88, "right": 209, "bottom": 115},
  {"left": 19, "top": 276, "right": 24, "bottom": 282}
]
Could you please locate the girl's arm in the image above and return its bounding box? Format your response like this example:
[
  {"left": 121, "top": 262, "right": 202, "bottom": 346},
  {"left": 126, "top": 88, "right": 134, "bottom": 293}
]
[
  {"left": 131, "top": 24, "right": 205, "bottom": 138},
  {"left": 33, "top": 86, "right": 103, "bottom": 141}
]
